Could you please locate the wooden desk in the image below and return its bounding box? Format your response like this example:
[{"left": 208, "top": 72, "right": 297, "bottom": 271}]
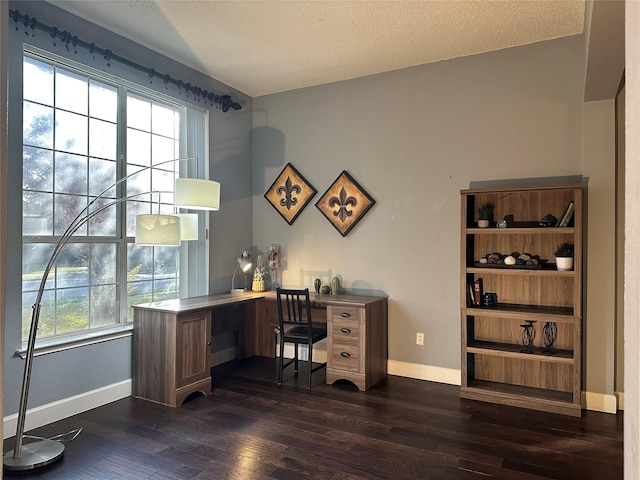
[{"left": 132, "top": 291, "right": 388, "bottom": 406}]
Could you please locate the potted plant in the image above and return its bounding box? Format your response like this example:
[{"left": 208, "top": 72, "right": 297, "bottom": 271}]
[
  {"left": 553, "top": 242, "right": 574, "bottom": 271},
  {"left": 252, "top": 267, "right": 265, "bottom": 291},
  {"left": 477, "top": 202, "right": 496, "bottom": 228}
]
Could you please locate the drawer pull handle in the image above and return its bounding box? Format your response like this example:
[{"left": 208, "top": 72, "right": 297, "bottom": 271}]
[
  {"left": 340, "top": 327, "right": 351, "bottom": 334},
  {"left": 340, "top": 312, "right": 351, "bottom": 318},
  {"left": 340, "top": 352, "right": 351, "bottom": 358}
]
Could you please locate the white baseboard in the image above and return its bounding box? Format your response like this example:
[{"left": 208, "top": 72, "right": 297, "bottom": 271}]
[
  {"left": 388, "top": 361, "right": 622, "bottom": 414},
  {"left": 388, "top": 359, "right": 461, "bottom": 385},
  {"left": 583, "top": 391, "right": 619, "bottom": 414},
  {"left": 3, "top": 380, "right": 131, "bottom": 440}
]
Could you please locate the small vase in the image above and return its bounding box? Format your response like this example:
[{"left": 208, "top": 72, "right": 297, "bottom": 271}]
[
  {"left": 478, "top": 219, "right": 490, "bottom": 228},
  {"left": 252, "top": 280, "right": 264, "bottom": 292},
  {"left": 331, "top": 276, "right": 341, "bottom": 295},
  {"left": 314, "top": 278, "right": 321, "bottom": 294}
]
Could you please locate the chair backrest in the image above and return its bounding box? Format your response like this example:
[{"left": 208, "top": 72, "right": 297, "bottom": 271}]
[{"left": 276, "top": 288, "right": 312, "bottom": 332}]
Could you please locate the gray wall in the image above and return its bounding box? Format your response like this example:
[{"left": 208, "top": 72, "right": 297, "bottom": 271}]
[
  {"left": 252, "top": 35, "right": 586, "bottom": 373},
  {"left": 3, "top": 1, "right": 253, "bottom": 415}
]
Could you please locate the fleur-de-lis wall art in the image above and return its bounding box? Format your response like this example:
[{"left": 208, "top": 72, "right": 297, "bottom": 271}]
[
  {"left": 316, "top": 171, "right": 376, "bottom": 237},
  {"left": 264, "top": 163, "right": 317, "bottom": 225}
]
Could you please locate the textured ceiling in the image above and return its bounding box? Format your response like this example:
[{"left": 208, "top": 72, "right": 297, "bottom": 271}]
[{"left": 47, "top": 1, "right": 585, "bottom": 97}]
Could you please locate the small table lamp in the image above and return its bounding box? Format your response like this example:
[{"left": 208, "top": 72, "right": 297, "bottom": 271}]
[{"left": 231, "top": 251, "right": 252, "bottom": 293}]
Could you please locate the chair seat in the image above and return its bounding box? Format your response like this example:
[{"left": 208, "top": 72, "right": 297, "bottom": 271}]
[{"left": 282, "top": 325, "right": 327, "bottom": 344}]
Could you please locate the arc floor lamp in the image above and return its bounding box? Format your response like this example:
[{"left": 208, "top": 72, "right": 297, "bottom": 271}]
[{"left": 3, "top": 157, "right": 220, "bottom": 472}]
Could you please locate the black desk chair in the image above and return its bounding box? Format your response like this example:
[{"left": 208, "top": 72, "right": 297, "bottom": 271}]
[{"left": 275, "top": 288, "right": 327, "bottom": 388}]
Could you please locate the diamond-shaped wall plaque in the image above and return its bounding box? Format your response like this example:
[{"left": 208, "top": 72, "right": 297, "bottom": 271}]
[
  {"left": 264, "top": 163, "right": 317, "bottom": 225},
  {"left": 316, "top": 171, "right": 375, "bottom": 237}
]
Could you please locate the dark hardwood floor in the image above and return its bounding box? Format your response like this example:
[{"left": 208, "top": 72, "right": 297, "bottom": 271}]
[{"left": 4, "top": 357, "right": 623, "bottom": 479}]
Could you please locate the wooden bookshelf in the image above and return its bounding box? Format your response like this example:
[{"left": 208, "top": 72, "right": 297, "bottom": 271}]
[{"left": 460, "top": 184, "right": 582, "bottom": 416}]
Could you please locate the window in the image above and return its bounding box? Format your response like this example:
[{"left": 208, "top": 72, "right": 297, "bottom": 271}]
[{"left": 21, "top": 52, "right": 208, "bottom": 342}]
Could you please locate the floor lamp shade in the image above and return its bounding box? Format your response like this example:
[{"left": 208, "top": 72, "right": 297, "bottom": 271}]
[
  {"left": 135, "top": 214, "right": 181, "bottom": 245},
  {"left": 175, "top": 178, "right": 220, "bottom": 210},
  {"left": 179, "top": 213, "right": 199, "bottom": 241}
]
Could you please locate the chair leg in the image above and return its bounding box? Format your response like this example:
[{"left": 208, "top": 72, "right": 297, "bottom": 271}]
[
  {"left": 294, "top": 342, "right": 299, "bottom": 375},
  {"left": 307, "top": 343, "right": 313, "bottom": 388},
  {"left": 273, "top": 329, "right": 278, "bottom": 359},
  {"left": 278, "top": 334, "right": 285, "bottom": 386}
]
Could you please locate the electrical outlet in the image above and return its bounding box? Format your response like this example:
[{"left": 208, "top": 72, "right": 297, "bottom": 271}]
[{"left": 416, "top": 332, "right": 424, "bottom": 346}]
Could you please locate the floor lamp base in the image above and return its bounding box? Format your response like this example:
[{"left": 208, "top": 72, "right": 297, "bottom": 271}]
[{"left": 3, "top": 439, "right": 65, "bottom": 471}]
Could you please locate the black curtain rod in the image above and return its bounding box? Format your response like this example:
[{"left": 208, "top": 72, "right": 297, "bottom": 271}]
[{"left": 9, "top": 9, "right": 242, "bottom": 112}]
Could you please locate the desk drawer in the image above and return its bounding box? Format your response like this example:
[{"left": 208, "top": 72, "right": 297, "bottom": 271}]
[
  {"left": 330, "top": 316, "right": 360, "bottom": 340},
  {"left": 330, "top": 340, "right": 361, "bottom": 372},
  {"left": 330, "top": 306, "right": 362, "bottom": 324}
]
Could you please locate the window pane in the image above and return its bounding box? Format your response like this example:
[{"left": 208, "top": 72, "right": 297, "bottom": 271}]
[
  {"left": 22, "top": 243, "right": 55, "bottom": 291},
  {"left": 88, "top": 199, "right": 117, "bottom": 237},
  {"left": 151, "top": 103, "right": 176, "bottom": 137},
  {"left": 56, "top": 243, "right": 89, "bottom": 288},
  {"left": 88, "top": 158, "right": 117, "bottom": 198},
  {"left": 23, "top": 191, "right": 53, "bottom": 235},
  {"left": 152, "top": 135, "right": 176, "bottom": 164},
  {"left": 128, "top": 244, "right": 152, "bottom": 276},
  {"left": 127, "top": 129, "right": 151, "bottom": 166},
  {"left": 127, "top": 280, "right": 152, "bottom": 321},
  {"left": 55, "top": 153, "right": 87, "bottom": 194},
  {"left": 91, "top": 284, "right": 117, "bottom": 327},
  {"left": 55, "top": 110, "right": 88, "bottom": 155},
  {"left": 89, "top": 118, "right": 117, "bottom": 160},
  {"left": 23, "top": 289, "right": 55, "bottom": 338},
  {"left": 126, "top": 164, "right": 151, "bottom": 199},
  {"left": 56, "top": 287, "right": 89, "bottom": 334},
  {"left": 56, "top": 69, "right": 88, "bottom": 114},
  {"left": 23, "top": 147, "right": 53, "bottom": 192},
  {"left": 126, "top": 244, "right": 178, "bottom": 313},
  {"left": 89, "top": 81, "right": 117, "bottom": 122},
  {"left": 54, "top": 193, "right": 87, "bottom": 236},
  {"left": 127, "top": 96, "right": 151, "bottom": 131},
  {"left": 23, "top": 101, "right": 53, "bottom": 148},
  {"left": 152, "top": 168, "right": 176, "bottom": 205},
  {"left": 23, "top": 58, "right": 54, "bottom": 105},
  {"left": 154, "top": 277, "right": 177, "bottom": 301},
  {"left": 91, "top": 244, "right": 117, "bottom": 283}
]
